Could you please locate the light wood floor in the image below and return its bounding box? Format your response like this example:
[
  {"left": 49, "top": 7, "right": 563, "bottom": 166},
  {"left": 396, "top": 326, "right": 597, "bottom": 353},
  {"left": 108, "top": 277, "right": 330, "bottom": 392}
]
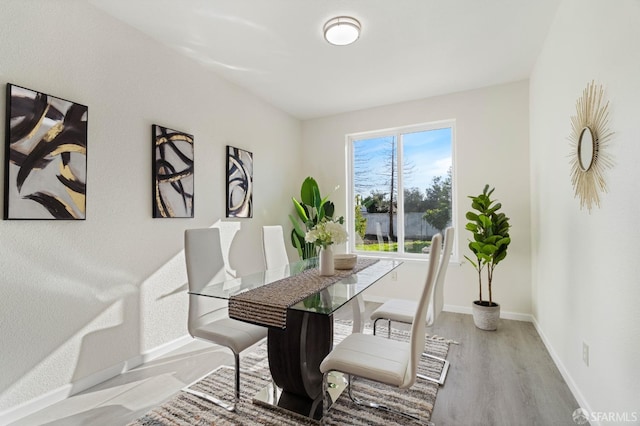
[
  {"left": 336, "top": 304, "right": 581, "bottom": 426},
  {"left": 9, "top": 304, "right": 581, "bottom": 426},
  {"left": 421, "top": 312, "right": 580, "bottom": 425}
]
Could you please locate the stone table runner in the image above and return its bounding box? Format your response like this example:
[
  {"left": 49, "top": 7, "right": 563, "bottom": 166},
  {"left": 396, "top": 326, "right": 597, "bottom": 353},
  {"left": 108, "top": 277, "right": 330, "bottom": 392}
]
[{"left": 229, "top": 258, "right": 378, "bottom": 329}]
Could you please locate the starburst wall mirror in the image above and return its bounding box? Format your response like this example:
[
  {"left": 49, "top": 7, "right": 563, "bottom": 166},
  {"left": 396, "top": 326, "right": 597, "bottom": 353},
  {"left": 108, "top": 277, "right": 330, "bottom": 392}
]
[{"left": 568, "top": 80, "right": 614, "bottom": 212}]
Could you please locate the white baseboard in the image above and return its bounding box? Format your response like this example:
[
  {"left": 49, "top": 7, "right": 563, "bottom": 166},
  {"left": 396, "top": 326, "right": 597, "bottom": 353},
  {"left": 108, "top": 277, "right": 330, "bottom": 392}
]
[
  {"left": 0, "top": 334, "right": 192, "bottom": 426},
  {"left": 531, "top": 317, "right": 597, "bottom": 426},
  {"left": 364, "top": 295, "right": 533, "bottom": 322},
  {"left": 362, "top": 296, "right": 534, "bottom": 322},
  {"left": 443, "top": 304, "right": 534, "bottom": 322}
]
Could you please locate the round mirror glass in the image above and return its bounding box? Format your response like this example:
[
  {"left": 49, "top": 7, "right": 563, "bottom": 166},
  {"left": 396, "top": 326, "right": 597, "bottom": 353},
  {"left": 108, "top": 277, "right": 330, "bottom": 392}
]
[{"left": 578, "top": 127, "right": 595, "bottom": 171}]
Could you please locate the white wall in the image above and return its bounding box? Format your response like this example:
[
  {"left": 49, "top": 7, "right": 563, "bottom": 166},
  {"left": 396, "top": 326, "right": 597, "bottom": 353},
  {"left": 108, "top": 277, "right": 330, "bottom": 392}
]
[
  {"left": 8, "top": 0, "right": 637, "bottom": 420},
  {"left": 301, "top": 81, "right": 532, "bottom": 318},
  {"left": 530, "top": 0, "right": 640, "bottom": 420},
  {"left": 0, "top": 0, "right": 301, "bottom": 415}
]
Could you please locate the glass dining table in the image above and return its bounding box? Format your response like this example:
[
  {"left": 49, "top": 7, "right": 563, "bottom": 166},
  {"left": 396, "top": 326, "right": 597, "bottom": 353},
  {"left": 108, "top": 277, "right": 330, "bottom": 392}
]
[{"left": 189, "top": 256, "right": 402, "bottom": 420}]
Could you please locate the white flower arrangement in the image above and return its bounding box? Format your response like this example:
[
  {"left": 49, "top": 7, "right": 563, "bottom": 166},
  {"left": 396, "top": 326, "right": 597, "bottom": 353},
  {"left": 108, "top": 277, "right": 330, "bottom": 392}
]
[{"left": 305, "top": 219, "right": 348, "bottom": 249}]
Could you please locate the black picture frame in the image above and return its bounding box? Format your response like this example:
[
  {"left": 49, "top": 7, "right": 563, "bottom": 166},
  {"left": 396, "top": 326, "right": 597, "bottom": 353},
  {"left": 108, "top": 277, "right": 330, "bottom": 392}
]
[
  {"left": 152, "top": 124, "right": 194, "bottom": 218},
  {"left": 226, "top": 145, "right": 253, "bottom": 218},
  {"left": 4, "top": 83, "right": 88, "bottom": 220}
]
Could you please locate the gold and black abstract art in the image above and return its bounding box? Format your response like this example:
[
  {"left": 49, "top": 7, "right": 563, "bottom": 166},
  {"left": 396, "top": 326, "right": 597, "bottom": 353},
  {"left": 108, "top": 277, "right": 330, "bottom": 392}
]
[
  {"left": 226, "top": 145, "right": 253, "bottom": 218},
  {"left": 4, "top": 84, "right": 88, "bottom": 220},
  {"left": 152, "top": 125, "right": 194, "bottom": 218}
]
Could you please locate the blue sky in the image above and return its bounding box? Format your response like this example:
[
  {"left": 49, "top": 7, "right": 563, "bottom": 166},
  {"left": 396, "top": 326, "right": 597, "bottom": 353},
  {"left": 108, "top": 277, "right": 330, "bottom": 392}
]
[{"left": 353, "top": 127, "right": 452, "bottom": 197}]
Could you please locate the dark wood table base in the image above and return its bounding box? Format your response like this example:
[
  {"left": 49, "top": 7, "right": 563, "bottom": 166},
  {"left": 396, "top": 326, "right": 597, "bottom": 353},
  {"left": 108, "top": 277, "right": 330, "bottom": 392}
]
[{"left": 265, "top": 309, "right": 333, "bottom": 419}]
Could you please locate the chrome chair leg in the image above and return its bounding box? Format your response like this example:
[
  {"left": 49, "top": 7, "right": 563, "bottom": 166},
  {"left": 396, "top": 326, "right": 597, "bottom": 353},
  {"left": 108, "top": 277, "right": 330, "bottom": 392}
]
[
  {"left": 417, "top": 353, "right": 450, "bottom": 385},
  {"left": 344, "top": 374, "right": 434, "bottom": 425},
  {"left": 322, "top": 372, "right": 330, "bottom": 425},
  {"left": 183, "top": 351, "right": 240, "bottom": 412},
  {"left": 233, "top": 352, "right": 240, "bottom": 407},
  {"left": 372, "top": 318, "right": 391, "bottom": 338}
]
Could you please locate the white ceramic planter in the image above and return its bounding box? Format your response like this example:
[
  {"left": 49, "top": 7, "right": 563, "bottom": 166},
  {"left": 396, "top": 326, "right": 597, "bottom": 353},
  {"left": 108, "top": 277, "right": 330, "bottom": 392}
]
[{"left": 472, "top": 301, "right": 500, "bottom": 331}]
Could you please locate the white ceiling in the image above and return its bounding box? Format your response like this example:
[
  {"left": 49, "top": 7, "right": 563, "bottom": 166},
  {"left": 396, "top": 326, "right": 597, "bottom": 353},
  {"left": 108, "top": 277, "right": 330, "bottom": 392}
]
[{"left": 89, "top": 0, "right": 561, "bottom": 120}]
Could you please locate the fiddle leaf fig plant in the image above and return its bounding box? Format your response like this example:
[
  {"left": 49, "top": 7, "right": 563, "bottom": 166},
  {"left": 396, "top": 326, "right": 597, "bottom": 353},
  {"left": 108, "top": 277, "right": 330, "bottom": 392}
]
[
  {"left": 464, "top": 184, "right": 511, "bottom": 306},
  {"left": 289, "top": 176, "right": 344, "bottom": 259}
]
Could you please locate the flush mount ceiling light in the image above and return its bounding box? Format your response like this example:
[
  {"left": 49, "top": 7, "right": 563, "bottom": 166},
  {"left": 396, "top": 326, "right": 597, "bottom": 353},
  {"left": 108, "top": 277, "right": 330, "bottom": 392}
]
[{"left": 323, "top": 16, "right": 361, "bottom": 46}]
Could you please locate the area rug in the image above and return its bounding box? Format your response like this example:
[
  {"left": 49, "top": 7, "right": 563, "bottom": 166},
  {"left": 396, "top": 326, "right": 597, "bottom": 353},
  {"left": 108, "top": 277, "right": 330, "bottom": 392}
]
[{"left": 129, "top": 321, "right": 450, "bottom": 425}]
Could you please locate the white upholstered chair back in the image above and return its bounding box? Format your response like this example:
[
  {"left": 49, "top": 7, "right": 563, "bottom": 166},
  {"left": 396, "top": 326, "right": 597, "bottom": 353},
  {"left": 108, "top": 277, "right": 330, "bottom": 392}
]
[
  {"left": 427, "top": 226, "right": 455, "bottom": 326},
  {"left": 184, "top": 228, "right": 228, "bottom": 335},
  {"left": 262, "top": 225, "right": 289, "bottom": 270},
  {"left": 405, "top": 233, "right": 442, "bottom": 387}
]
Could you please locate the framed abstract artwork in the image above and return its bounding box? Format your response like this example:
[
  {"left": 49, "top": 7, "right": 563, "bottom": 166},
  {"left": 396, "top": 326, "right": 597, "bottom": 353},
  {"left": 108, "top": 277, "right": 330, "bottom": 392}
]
[
  {"left": 226, "top": 145, "right": 253, "bottom": 218},
  {"left": 152, "top": 125, "right": 194, "bottom": 218},
  {"left": 4, "top": 83, "right": 88, "bottom": 220}
]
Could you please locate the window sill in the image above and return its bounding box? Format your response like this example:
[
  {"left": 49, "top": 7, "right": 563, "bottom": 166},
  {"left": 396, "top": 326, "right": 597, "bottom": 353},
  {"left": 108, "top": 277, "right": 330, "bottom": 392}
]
[{"left": 353, "top": 252, "right": 463, "bottom": 266}]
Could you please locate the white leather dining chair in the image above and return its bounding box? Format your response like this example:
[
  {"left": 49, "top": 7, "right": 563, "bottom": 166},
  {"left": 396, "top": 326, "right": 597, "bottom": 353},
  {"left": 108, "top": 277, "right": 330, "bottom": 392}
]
[
  {"left": 370, "top": 226, "right": 454, "bottom": 385},
  {"left": 320, "top": 233, "right": 442, "bottom": 423},
  {"left": 262, "top": 225, "right": 289, "bottom": 270},
  {"left": 184, "top": 228, "right": 268, "bottom": 412}
]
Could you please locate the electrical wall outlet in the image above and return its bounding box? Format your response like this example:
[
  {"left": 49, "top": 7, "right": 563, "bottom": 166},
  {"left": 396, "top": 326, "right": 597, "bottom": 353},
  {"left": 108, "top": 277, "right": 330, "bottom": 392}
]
[
  {"left": 391, "top": 271, "right": 398, "bottom": 281},
  {"left": 582, "top": 342, "right": 589, "bottom": 366}
]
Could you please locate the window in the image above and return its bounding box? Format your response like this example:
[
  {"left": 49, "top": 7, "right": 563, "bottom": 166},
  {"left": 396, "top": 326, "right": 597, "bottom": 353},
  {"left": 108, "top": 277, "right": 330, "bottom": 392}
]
[{"left": 347, "top": 120, "right": 454, "bottom": 258}]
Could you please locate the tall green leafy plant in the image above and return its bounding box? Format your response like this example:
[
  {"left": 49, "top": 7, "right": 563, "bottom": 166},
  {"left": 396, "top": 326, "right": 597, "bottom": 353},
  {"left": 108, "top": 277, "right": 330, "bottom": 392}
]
[
  {"left": 464, "top": 185, "right": 511, "bottom": 306},
  {"left": 289, "top": 177, "right": 343, "bottom": 259}
]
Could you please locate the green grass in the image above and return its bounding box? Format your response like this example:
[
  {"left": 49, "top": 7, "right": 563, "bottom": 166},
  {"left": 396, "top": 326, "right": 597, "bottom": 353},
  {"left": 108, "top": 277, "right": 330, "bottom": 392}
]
[{"left": 355, "top": 239, "right": 432, "bottom": 254}]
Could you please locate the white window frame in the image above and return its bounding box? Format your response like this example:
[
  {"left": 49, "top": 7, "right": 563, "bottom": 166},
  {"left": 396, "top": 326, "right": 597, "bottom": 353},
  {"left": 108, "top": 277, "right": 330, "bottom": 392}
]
[{"left": 345, "top": 119, "right": 457, "bottom": 261}]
